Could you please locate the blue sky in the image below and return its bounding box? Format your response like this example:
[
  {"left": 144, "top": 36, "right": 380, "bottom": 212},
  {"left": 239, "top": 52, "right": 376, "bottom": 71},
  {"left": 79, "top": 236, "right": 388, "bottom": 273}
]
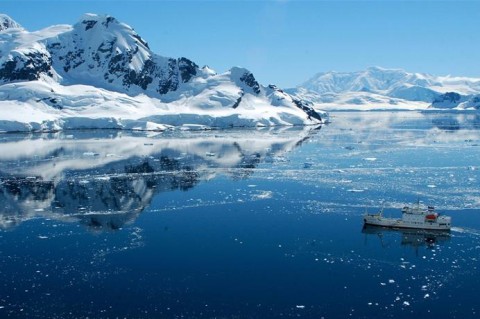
[{"left": 2, "top": 1, "right": 479, "bottom": 88}]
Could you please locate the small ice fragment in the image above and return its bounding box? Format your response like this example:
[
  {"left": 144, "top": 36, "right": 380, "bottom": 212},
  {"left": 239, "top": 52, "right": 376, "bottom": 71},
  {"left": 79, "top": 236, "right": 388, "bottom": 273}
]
[
  {"left": 368, "top": 302, "right": 372, "bottom": 306},
  {"left": 380, "top": 282, "right": 386, "bottom": 286},
  {"left": 253, "top": 191, "right": 273, "bottom": 199},
  {"left": 388, "top": 279, "right": 395, "bottom": 284},
  {"left": 403, "top": 301, "right": 410, "bottom": 306},
  {"left": 38, "top": 236, "right": 48, "bottom": 239},
  {"left": 296, "top": 305, "right": 305, "bottom": 309},
  {"left": 83, "top": 152, "right": 99, "bottom": 156},
  {"left": 348, "top": 189, "right": 364, "bottom": 193},
  {"left": 364, "top": 157, "right": 377, "bottom": 161},
  {"left": 424, "top": 294, "right": 430, "bottom": 299},
  {"left": 427, "top": 184, "right": 437, "bottom": 188}
]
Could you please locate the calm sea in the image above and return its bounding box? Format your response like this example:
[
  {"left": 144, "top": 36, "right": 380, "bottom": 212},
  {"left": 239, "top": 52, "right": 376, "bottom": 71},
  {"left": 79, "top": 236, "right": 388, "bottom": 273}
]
[{"left": 0, "top": 111, "right": 479, "bottom": 318}]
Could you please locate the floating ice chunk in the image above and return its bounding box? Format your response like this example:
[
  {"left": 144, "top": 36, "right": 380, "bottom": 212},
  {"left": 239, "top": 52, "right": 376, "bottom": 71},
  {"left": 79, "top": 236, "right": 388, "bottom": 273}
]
[
  {"left": 38, "top": 235, "right": 48, "bottom": 239},
  {"left": 296, "top": 305, "right": 305, "bottom": 309},
  {"left": 403, "top": 301, "right": 410, "bottom": 306},
  {"left": 424, "top": 294, "right": 430, "bottom": 299},
  {"left": 348, "top": 189, "right": 365, "bottom": 193},
  {"left": 253, "top": 191, "right": 273, "bottom": 199},
  {"left": 388, "top": 279, "right": 395, "bottom": 284},
  {"left": 427, "top": 184, "right": 437, "bottom": 188},
  {"left": 83, "top": 152, "right": 99, "bottom": 156},
  {"left": 364, "top": 157, "right": 377, "bottom": 161}
]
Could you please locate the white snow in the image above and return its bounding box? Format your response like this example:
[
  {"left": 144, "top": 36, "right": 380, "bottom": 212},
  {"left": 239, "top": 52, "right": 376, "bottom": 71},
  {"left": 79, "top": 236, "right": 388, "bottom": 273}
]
[{"left": 290, "top": 66, "right": 480, "bottom": 111}]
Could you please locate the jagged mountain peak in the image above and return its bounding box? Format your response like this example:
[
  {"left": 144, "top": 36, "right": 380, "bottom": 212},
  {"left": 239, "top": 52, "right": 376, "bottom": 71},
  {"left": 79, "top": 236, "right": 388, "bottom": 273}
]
[
  {"left": 0, "top": 14, "right": 23, "bottom": 31},
  {"left": 229, "top": 67, "right": 261, "bottom": 95},
  {"left": 74, "top": 13, "right": 149, "bottom": 48}
]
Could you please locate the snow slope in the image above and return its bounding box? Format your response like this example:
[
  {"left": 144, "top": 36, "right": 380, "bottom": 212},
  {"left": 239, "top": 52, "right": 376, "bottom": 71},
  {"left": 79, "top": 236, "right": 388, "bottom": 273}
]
[
  {"left": 289, "top": 66, "right": 480, "bottom": 110},
  {"left": 0, "top": 14, "right": 324, "bottom": 132}
]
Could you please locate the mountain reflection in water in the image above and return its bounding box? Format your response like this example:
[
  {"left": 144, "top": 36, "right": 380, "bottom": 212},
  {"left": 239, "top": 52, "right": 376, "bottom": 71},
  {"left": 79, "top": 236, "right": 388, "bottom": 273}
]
[{"left": 0, "top": 127, "right": 319, "bottom": 230}]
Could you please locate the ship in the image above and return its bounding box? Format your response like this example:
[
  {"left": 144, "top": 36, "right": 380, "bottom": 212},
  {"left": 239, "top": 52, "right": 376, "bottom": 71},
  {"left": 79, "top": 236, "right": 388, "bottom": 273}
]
[{"left": 363, "top": 203, "right": 451, "bottom": 231}]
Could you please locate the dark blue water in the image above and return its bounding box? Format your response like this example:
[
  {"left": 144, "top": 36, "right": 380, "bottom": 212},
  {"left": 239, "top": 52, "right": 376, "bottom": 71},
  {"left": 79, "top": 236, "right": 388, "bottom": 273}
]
[{"left": 0, "top": 112, "right": 479, "bottom": 318}]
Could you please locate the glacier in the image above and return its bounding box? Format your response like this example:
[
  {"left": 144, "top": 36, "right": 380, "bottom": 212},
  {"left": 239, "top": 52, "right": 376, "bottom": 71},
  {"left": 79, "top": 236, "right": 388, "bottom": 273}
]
[
  {"left": 289, "top": 66, "right": 480, "bottom": 110},
  {"left": 0, "top": 13, "right": 324, "bottom": 133}
]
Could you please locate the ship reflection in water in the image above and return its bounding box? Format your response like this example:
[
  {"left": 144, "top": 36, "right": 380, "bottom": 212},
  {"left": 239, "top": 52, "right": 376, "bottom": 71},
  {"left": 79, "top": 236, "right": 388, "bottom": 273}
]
[{"left": 362, "top": 224, "right": 451, "bottom": 250}]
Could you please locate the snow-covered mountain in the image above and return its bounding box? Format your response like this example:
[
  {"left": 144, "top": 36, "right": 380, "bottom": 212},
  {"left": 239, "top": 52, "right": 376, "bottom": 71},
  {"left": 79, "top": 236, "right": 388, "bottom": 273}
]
[
  {"left": 0, "top": 13, "right": 323, "bottom": 132},
  {"left": 0, "top": 14, "right": 22, "bottom": 31},
  {"left": 289, "top": 66, "right": 480, "bottom": 110}
]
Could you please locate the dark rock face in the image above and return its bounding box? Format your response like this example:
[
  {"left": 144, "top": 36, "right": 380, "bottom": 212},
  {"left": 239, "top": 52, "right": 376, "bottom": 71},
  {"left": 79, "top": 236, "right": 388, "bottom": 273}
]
[
  {"left": 82, "top": 19, "right": 97, "bottom": 31},
  {"left": 0, "top": 52, "right": 52, "bottom": 82},
  {"left": 433, "top": 92, "right": 462, "bottom": 104},
  {"left": 240, "top": 71, "right": 261, "bottom": 94},
  {"left": 232, "top": 94, "right": 243, "bottom": 109},
  {"left": 157, "top": 59, "right": 179, "bottom": 94},
  {"left": 292, "top": 98, "right": 322, "bottom": 122},
  {"left": 178, "top": 57, "right": 198, "bottom": 83}
]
